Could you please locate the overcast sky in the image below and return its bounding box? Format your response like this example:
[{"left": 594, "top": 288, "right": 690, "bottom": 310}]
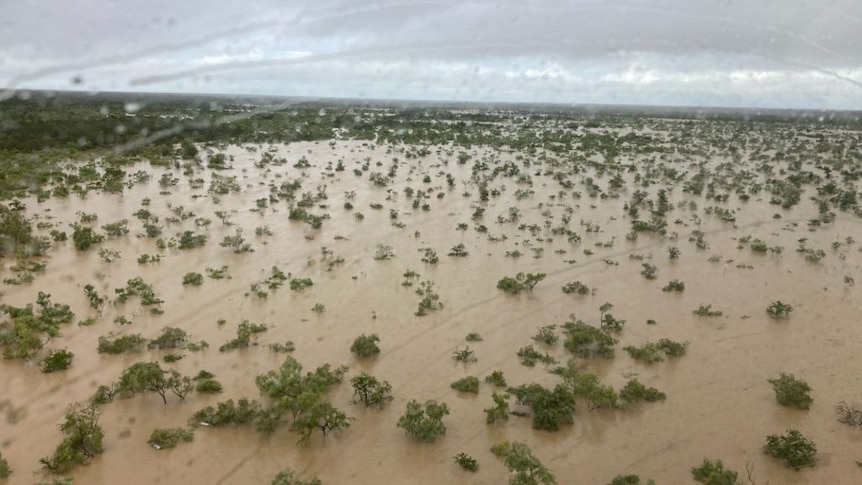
[{"left": 2, "top": 0, "right": 861, "bottom": 109}]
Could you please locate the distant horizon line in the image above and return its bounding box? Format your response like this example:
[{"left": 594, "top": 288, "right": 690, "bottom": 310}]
[{"left": 4, "top": 87, "right": 862, "bottom": 116}]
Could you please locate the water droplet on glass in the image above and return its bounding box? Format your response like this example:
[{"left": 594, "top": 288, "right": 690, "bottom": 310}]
[{"left": 124, "top": 102, "right": 141, "bottom": 113}]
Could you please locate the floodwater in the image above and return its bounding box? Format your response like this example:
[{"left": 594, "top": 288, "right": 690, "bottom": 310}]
[{"left": 2, "top": 133, "right": 862, "bottom": 484}]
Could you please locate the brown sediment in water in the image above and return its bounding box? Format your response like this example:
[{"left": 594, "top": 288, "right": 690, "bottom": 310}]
[{"left": 2, "top": 131, "right": 862, "bottom": 484}]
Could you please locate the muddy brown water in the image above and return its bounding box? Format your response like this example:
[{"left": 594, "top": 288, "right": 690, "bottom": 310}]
[{"left": 2, "top": 137, "right": 862, "bottom": 484}]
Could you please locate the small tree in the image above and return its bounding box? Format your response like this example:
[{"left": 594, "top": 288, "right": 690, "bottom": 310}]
[
  {"left": 763, "top": 429, "right": 817, "bottom": 470},
  {"left": 350, "top": 334, "right": 381, "bottom": 359},
  {"left": 691, "top": 458, "right": 738, "bottom": 485},
  {"left": 768, "top": 373, "right": 812, "bottom": 410},
  {"left": 497, "top": 272, "right": 546, "bottom": 294},
  {"left": 508, "top": 383, "right": 575, "bottom": 431},
  {"left": 619, "top": 379, "right": 666, "bottom": 405},
  {"left": 118, "top": 362, "right": 192, "bottom": 404},
  {"left": 40, "top": 403, "right": 105, "bottom": 474},
  {"left": 396, "top": 399, "right": 449, "bottom": 442},
  {"left": 351, "top": 372, "right": 393, "bottom": 408},
  {"left": 491, "top": 440, "right": 556, "bottom": 485},
  {"left": 71, "top": 223, "right": 103, "bottom": 251},
  {"left": 290, "top": 397, "right": 351, "bottom": 445}
]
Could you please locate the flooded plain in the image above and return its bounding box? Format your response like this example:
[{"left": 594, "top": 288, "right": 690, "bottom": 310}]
[{"left": 3, "top": 121, "right": 862, "bottom": 484}]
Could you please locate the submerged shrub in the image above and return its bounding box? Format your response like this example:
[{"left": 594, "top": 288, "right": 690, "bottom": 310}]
[
  {"left": 97, "top": 334, "right": 146, "bottom": 354},
  {"left": 768, "top": 373, "right": 812, "bottom": 410},
  {"left": 691, "top": 459, "right": 738, "bottom": 485},
  {"left": 763, "top": 429, "right": 817, "bottom": 470},
  {"left": 350, "top": 334, "right": 381, "bottom": 359},
  {"left": 148, "top": 427, "right": 194, "bottom": 449},
  {"left": 450, "top": 376, "right": 480, "bottom": 393},
  {"left": 396, "top": 400, "right": 449, "bottom": 442},
  {"left": 41, "top": 349, "right": 74, "bottom": 373}
]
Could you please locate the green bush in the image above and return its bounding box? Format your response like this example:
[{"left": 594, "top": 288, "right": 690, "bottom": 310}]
[
  {"left": 351, "top": 372, "right": 393, "bottom": 408},
  {"left": 485, "top": 370, "right": 507, "bottom": 387},
  {"left": 465, "top": 332, "right": 483, "bottom": 342},
  {"left": 517, "top": 345, "right": 557, "bottom": 367},
  {"left": 623, "top": 339, "right": 687, "bottom": 364},
  {"left": 619, "top": 379, "right": 666, "bottom": 405},
  {"left": 396, "top": 400, "right": 449, "bottom": 442},
  {"left": 491, "top": 441, "right": 556, "bottom": 485},
  {"left": 450, "top": 376, "right": 480, "bottom": 393},
  {"left": 71, "top": 224, "right": 103, "bottom": 251},
  {"left": 41, "top": 349, "right": 74, "bottom": 373},
  {"left": 662, "top": 279, "right": 685, "bottom": 292},
  {"left": 182, "top": 272, "right": 204, "bottom": 285},
  {"left": 148, "top": 427, "right": 194, "bottom": 449},
  {"left": 763, "top": 429, "right": 817, "bottom": 470},
  {"left": 196, "top": 379, "right": 224, "bottom": 394},
  {"left": 454, "top": 452, "right": 479, "bottom": 472},
  {"left": 97, "top": 334, "right": 146, "bottom": 354},
  {"left": 691, "top": 458, "right": 738, "bottom": 484},
  {"left": 497, "top": 272, "right": 546, "bottom": 294},
  {"left": 350, "top": 334, "right": 381, "bottom": 359},
  {"left": 148, "top": 327, "right": 189, "bottom": 350},
  {"left": 191, "top": 398, "right": 262, "bottom": 427},
  {"left": 289, "top": 278, "right": 313, "bottom": 291},
  {"left": 768, "top": 373, "right": 812, "bottom": 410},
  {"left": 562, "top": 318, "right": 617, "bottom": 358},
  {"left": 532, "top": 325, "right": 558, "bottom": 345},
  {"left": 562, "top": 281, "right": 590, "bottom": 295},
  {"left": 219, "top": 321, "right": 268, "bottom": 351},
  {"left": 452, "top": 346, "right": 477, "bottom": 363}
]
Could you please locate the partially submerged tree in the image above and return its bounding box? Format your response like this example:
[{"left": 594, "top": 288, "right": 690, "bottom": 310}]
[
  {"left": 350, "top": 334, "right": 381, "bottom": 359},
  {"left": 768, "top": 373, "right": 812, "bottom": 410},
  {"left": 763, "top": 429, "right": 817, "bottom": 470},
  {"left": 396, "top": 399, "right": 449, "bottom": 442},
  {"left": 497, "top": 272, "right": 547, "bottom": 294},
  {"left": 0, "top": 292, "right": 74, "bottom": 360},
  {"left": 491, "top": 440, "right": 557, "bottom": 485},
  {"left": 691, "top": 458, "right": 738, "bottom": 485},
  {"left": 41, "top": 349, "right": 74, "bottom": 373},
  {"left": 117, "top": 362, "right": 193, "bottom": 404},
  {"left": 40, "top": 403, "right": 105, "bottom": 474},
  {"left": 148, "top": 427, "right": 194, "bottom": 450},
  {"left": 291, "top": 397, "right": 351, "bottom": 445},
  {"left": 508, "top": 383, "right": 575, "bottom": 431}
]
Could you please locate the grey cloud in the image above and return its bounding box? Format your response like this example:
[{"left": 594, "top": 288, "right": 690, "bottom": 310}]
[{"left": 1, "top": 0, "right": 861, "bottom": 108}]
